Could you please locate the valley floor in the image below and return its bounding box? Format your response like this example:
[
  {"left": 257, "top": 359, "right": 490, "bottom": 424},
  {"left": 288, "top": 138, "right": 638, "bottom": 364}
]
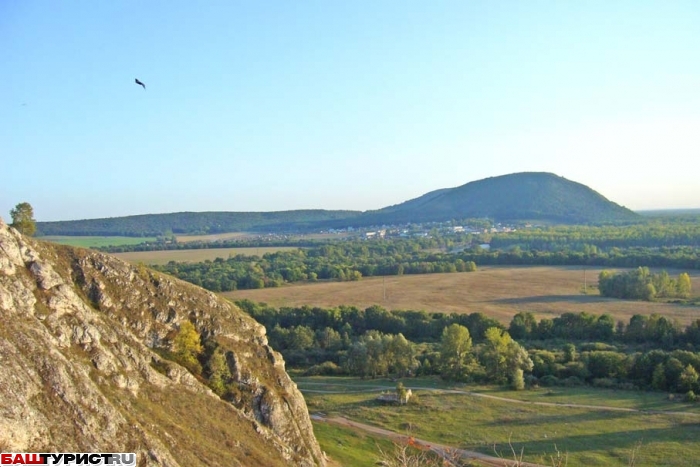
[{"left": 299, "top": 376, "right": 700, "bottom": 467}]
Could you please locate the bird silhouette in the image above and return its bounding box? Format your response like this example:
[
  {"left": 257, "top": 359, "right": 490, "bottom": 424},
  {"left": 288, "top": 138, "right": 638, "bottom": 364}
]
[{"left": 135, "top": 78, "right": 146, "bottom": 90}]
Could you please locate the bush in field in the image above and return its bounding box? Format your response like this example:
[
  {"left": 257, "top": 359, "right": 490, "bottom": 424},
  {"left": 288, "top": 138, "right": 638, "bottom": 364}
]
[
  {"left": 304, "top": 361, "right": 344, "bottom": 376},
  {"left": 511, "top": 368, "right": 525, "bottom": 390},
  {"left": 539, "top": 375, "right": 560, "bottom": 387}
]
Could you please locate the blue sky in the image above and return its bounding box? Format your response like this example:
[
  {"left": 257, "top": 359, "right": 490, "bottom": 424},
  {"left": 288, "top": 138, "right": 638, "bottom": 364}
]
[{"left": 2, "top": 1, "right": 699, "bottom": 222}]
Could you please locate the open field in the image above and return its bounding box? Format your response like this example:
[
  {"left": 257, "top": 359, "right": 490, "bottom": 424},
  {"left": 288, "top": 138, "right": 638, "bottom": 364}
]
[
  {"left": 300, "top": 376, "right": 700, "bottom": 467},
  {"left": 112, "top": 246, "right": 301, "bottom": 265},
  {"left": 39, "top": 235, "right": 158, "bottom": 248},
  {"left": 225, "top": 266, "right": 700, "bottom": 326}
]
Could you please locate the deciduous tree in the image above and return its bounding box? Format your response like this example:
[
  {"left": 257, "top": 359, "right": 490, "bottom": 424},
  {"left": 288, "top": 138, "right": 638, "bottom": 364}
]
[
  {"left": 440, "top": 324, "right": 473, "bottom": 381},
  {"left": 678, "top": 364, "right": 699, "bottom": 393},
  {"left": 10, "top": 202, "right": 36, "bottom": 236},
  {"left": 173, "top": 321, "right": 203, "bottom": 372},
  {"left": 482, "top": 327, "right": 533, "bottom": 385},
  {"left": 677, "top": 273, "right": 692, "bottom": 299}
]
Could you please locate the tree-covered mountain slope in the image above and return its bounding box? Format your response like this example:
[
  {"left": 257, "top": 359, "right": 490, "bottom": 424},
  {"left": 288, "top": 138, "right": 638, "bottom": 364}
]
[
  {"left": 358, "top": 172, "right": 639, "bottom": 225},
  {"left": 37, "top": 209, "right": 361, "bottom": 236}
]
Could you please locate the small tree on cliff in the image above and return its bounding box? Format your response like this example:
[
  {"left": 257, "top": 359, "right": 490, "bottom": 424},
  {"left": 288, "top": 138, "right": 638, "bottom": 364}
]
[
  {"left": 173, "top": 321, "right": 203, "bottom": 373},
  {"left": 10, "top": 202, "right": 36, "bottom": 236}
]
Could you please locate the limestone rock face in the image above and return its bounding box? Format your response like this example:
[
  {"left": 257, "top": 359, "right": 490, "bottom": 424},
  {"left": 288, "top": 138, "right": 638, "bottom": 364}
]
[{"left": 0, "top": 218, "right": 325, "bottom": 466}]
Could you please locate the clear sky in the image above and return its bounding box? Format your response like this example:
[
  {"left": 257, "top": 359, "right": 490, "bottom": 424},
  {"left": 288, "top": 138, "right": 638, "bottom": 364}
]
[{"left": 2, "top": 1, "right": 699, "bottom": 222}]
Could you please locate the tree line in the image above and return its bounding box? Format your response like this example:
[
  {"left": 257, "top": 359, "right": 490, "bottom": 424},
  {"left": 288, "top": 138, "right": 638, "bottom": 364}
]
[
  {"left": 489, "top": 219, "right": 700, "bottom": 250},
  {"left": 598, "top": 267, "right": 692, "bottom": 301},
  {"left": 236, "top": 300, "right": 700, "bottom": 396},
  {"left": 458, "top": 246, "right": 700, "bottom": 270},
  {"left": 151, "top": 244, "right": 477, "bottom": 292},
  {"left": 239, "top": 301, "right": 700, "bottom": 350}
]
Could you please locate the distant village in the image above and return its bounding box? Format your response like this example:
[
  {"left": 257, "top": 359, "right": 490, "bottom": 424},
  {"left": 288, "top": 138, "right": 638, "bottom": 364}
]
[
  {"left": 157, "top": 220, "right": 533, "bottom": 253},
  {"left": 324, "top": 221, "right": 521, "bottom": 241}
]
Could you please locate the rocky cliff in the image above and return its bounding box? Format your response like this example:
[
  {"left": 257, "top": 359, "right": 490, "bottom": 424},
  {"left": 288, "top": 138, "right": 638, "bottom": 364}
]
[{"left": 0, "top": 218, "right": 325, "bottom": 466}]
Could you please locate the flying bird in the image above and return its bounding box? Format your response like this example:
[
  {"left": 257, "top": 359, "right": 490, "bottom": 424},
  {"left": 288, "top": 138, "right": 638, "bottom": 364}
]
[{"left": 135, "top": 78, "right": 146, "bottom": 90}]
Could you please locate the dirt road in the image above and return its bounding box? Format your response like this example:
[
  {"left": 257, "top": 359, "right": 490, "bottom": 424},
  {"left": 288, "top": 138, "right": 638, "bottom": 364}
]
[{"left": 312, "top": 414, "right": 546, "bottom": 467}]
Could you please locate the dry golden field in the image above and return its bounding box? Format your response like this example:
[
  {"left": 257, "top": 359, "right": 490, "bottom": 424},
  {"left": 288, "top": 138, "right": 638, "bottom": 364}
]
[
  {"left": 113, "top": 247, "right": 300, "bottom": 265},
  {"left": 224, "top": 266, "right": 700, "bottom": 326}
]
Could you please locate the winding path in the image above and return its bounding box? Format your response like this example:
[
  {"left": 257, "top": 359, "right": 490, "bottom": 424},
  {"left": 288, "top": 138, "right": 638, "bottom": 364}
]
[{"left": 312, "top": 414, "right": 545, "bottom": 467}]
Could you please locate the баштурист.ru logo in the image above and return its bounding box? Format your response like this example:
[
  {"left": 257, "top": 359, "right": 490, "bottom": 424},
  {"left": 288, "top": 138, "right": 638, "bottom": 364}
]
[{"left": 0, "top": 453, "right": 136, "bottom": 466}]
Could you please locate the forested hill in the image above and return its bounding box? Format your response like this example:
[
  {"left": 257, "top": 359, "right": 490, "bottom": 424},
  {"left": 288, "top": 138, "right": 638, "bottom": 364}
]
[
  {"left": 355, "top": 172, "right": 640, "bottom": 225},
  {"left": 37, "top": 172, "right": 639, "bottom": 236},
  {"left": 37, "top": 209, "right": 361, "bottom": 236}
]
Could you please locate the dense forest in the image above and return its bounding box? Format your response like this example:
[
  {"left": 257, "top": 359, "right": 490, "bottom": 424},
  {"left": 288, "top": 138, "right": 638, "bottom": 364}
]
[
  {"left": 352, "top": 172, "right": 639, "bottom": 226},
  {"left": 36, "top": 209, "right": 360, "bottom": 236},
  {"left": 237, "top": 300, "right": 700, "bottom": 396},
  {"left": 458, "top": 246, "right": 700, "bottom": 270}
]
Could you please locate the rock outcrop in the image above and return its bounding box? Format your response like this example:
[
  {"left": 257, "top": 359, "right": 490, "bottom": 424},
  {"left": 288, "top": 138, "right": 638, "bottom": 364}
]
[{"left": 0, "top": 218, "right": 325, "bottom": 466}]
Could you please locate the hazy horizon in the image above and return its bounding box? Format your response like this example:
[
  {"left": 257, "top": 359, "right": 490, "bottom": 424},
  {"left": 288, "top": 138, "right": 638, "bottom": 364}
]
[
  {"left": 26, "top": 171, "right": 700, "bottom": 224},
  {"left": 8, "top": 170, "right": 700, "bottom": 223}
]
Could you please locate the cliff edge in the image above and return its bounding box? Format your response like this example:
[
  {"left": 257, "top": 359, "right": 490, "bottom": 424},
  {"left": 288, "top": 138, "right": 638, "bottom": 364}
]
[{"left": 0, "top": 218, "right": 325, "bottom": 466}]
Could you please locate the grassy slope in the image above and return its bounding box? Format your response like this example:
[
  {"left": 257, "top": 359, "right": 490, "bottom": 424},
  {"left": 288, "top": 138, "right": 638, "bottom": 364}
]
[
  {"left": 312, "top": 422, "right": 398, "bottom": 467},
  {"left": 225, "top": 266, "right": 700, "bottom": 326}
]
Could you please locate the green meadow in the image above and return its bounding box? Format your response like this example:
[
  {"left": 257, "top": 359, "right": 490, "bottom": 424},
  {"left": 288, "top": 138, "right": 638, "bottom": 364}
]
[
  {"left": 299, "top": 376, "right": 700, "bottom": 467},
  {"left": 39, "top": 235, "right": 158, "bottom": 248}
]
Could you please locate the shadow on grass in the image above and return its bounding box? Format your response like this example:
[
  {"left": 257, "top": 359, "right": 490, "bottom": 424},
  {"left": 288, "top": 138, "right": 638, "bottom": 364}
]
[
  {"left": 484, "top": 406, "right": 639, "bottom": 427},
  {"left": 491, "top": 294, "right": 611, "bottom": 304},
  {"left": 490, "top": 420, "right": 700, "bottom": 462}
]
